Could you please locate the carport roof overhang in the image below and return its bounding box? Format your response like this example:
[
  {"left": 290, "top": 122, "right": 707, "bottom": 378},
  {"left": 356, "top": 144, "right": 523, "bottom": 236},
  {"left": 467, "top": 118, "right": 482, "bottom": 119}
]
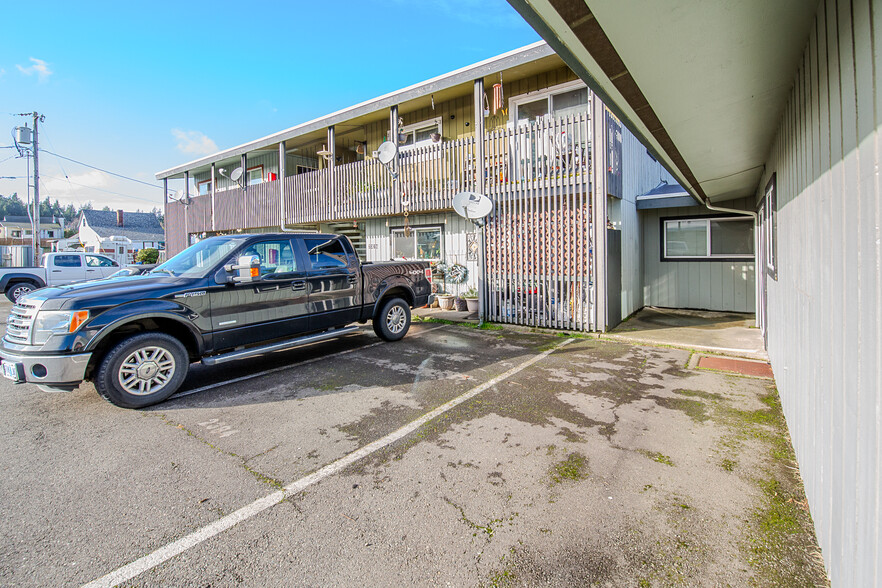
[{"left": 507, "top": 0, "right": 817, "bottom": 204}]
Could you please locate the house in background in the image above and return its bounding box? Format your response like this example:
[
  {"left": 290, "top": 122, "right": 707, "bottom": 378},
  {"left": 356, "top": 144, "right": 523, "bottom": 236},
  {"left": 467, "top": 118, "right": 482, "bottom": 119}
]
[
  {"left": 157, "top": 42, "right": 739, "bottom": 332},
  {"left": 74, "top": 209, "right": 165, "bottom": 264},
  {"left": 0, "top": 216, "right": 64, "bottom": 245}
]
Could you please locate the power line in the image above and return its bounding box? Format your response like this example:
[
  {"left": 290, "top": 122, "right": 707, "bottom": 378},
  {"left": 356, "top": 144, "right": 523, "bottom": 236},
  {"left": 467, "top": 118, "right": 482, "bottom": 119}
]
[
  {"left": 40, "top": 149, "right": 173, "bottom": 193},
  {"left": 41, "top": 175, "right": 162, "bottom": 204}
]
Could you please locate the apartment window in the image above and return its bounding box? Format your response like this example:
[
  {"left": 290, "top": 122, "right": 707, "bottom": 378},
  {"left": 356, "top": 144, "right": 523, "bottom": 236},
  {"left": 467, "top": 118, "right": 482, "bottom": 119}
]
[
  {"left": 391, "top": 226, "right": 442, "bottom": 261},
  {"left": 511, "top": 81, "right": 589, "bottom": 125},
  {"left": 11, "top": 230, "right": 21, "bottom": 238},
  {"left": 198, "top": 179, "right": 213, "bottom": 195},
  {"left": 662, "top": 216, "right": 754, "bottom": 261},
  {"left": 764, "top": 173, "right": 778, "bottom": 280},
  {"left": 399, "top": 117, "right": 442, "bottom": 150},
  {"left": 247, "top": 165, "right": 264, "bottom": 186}
]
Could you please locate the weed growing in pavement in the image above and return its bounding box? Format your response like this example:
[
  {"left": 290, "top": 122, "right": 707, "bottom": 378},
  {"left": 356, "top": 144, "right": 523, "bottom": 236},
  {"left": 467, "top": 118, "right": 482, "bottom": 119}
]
[
  {"left": 637, "top": 449, "right": 675, "bottom": 466},
  {"left": 549, "top": 452, "right": 589, "bottom": 485}
]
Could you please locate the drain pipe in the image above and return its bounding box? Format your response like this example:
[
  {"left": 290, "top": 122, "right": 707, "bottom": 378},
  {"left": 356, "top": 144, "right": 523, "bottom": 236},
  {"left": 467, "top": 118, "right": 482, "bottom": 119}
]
[{"left": 279, "top": 140, "right": 297, "bottom": 233}]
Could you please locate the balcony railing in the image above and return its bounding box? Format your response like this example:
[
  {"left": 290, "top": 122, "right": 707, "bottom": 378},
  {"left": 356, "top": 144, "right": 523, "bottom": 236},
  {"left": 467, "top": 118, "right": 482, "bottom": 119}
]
[{"left": 165, "top": 113, "right": 591, "bottom": 255}]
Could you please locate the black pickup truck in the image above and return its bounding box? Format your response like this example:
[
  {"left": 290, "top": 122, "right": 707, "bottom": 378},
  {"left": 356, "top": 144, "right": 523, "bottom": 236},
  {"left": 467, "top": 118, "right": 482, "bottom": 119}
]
[{"left": 0, "top": 233, "right": 432, "bottom": 408}]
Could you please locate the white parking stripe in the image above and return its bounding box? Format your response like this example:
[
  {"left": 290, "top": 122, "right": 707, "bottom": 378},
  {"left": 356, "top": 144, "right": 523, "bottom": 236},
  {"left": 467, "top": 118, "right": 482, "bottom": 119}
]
[
  {"left": 83, "top": 336, "right": 574, "bottom": 588},
  {"left": 169, "top": 324, "right": 448, "bottom": 400}
]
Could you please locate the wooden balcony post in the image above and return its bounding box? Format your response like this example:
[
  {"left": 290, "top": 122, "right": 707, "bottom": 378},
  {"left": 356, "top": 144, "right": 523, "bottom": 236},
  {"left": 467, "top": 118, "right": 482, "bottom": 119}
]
[
  {"left": 210, "top": 163, "right": 216, "bottom": 231},
  {"left": 473, "top": 78, "right": 487, "bottom": 322},
  {"left": 241, "top": 153, "right": 247, "bottom": 227},
  {"left": 184, "top": 171, "right": 190, "bottom": 245},
  {"left": 163, "top": 178, "right": 168, "bottom": 249},
  {"left": 473, "top": 78, "right": 485, "bottom": 193},
  {"left": 390, "top": 105, "right": 400, "bottom": 212}
]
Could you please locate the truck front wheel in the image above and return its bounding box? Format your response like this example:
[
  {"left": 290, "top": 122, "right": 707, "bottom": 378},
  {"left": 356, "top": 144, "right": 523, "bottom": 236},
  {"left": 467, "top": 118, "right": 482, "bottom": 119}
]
[
  {"left": 6, "top": 281, "right": 38, "bottom": 303},
  {"left": 95, "top": 333, "right": 189, "bottom": 408},
  {"left": 373, "top": 297, "right": 411, "bottom": 341}
]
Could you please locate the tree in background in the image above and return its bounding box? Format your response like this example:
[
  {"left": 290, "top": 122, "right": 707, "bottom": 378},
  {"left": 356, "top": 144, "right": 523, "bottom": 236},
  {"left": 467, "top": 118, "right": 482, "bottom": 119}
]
[{"left": 135, "top": 248, "right": 159, "bottom": 264}]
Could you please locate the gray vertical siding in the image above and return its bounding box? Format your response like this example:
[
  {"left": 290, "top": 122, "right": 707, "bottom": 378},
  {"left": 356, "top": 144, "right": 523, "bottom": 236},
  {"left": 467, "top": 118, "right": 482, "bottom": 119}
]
[
  {"left": 641, "top": 197, "right": 757, "bottom": 313},
  {"left": 618, "top": 130, "right": 679, "bottom": 318},
  {"left": 757, "top": 1, "right": 881, "bottom": 585}
]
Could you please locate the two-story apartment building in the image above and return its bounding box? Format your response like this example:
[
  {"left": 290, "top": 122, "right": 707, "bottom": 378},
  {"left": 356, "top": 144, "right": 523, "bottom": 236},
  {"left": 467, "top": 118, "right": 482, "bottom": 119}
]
[{"left": 160, "top": 42, "right": 751, "bottom": 333}]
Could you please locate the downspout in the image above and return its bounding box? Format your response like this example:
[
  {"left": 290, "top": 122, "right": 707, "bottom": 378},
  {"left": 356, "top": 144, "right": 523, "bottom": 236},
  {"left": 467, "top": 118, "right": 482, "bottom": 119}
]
[{"left": 279, "top": 140, "right": 296, "bottom": 233}]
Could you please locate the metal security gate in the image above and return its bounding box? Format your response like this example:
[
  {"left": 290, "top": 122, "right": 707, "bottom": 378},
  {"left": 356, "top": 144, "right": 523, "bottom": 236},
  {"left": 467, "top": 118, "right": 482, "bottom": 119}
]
[{"left": 483, "top": 112, "right": 596, "bottom": 331}]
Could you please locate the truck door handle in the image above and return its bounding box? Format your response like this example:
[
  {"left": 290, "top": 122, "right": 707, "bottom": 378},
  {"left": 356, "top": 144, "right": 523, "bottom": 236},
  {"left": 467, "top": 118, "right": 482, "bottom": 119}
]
[
  {"left": 292, "top": 280, "right": 306, "bottom": 290},
  {"left": 52, "top": 270, "right": 62, "bottom": 273}
]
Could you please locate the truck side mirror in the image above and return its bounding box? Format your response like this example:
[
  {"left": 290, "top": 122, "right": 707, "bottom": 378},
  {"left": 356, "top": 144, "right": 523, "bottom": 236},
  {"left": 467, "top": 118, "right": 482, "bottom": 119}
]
[{"left": 222, "top": 255, "right": 261, "bottom": 284}]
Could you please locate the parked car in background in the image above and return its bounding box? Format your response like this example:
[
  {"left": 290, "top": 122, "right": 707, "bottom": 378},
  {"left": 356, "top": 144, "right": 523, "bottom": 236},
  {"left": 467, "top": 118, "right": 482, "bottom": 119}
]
[{"left": 0, "top": 252, "right": 120, "bottom": 302}]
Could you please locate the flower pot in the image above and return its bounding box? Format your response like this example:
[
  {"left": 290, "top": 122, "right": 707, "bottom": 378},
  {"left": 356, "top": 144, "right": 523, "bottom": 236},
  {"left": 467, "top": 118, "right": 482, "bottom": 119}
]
[
  {"left": 465, "top": 297, "right": 479, "bottom": 313},
  {"left": 437, "top": 295, "right": 455, "bottom": 310}
]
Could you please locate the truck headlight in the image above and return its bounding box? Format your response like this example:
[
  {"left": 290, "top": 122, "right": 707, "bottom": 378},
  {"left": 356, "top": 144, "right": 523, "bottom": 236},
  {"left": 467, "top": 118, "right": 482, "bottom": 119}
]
[{"left": 32, "top": 310, "right": 89, "bottom": 345}]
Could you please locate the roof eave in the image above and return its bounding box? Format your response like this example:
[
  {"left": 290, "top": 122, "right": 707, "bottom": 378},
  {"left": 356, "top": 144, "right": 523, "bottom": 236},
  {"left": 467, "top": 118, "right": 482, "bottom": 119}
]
[{"left": 155, "top": 41, "right": 554, "bottom": 181}]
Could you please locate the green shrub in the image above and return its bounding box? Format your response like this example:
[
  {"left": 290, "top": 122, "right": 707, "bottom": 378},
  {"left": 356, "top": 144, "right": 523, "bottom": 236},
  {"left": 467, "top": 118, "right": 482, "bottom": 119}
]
[{"left": 136, "top": 248, "right": 159, "bottom": 264}]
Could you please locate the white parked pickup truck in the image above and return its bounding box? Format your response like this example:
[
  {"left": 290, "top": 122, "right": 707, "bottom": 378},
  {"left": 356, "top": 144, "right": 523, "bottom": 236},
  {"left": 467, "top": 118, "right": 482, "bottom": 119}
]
[{"left": 0, "top": 252, "right": 120, "bottom": 302}]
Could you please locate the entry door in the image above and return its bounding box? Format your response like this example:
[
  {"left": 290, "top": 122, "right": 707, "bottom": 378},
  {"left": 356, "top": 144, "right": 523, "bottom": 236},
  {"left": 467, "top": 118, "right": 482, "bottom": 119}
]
[
  {"left": 209, "top": 238, "right": 309, "bottom": 350},
  {"left": 49, "top": 254, "right": 87, "bottom": 284},
  {"left": 299, "top": 236, "right": 361, "bottom": 331}
]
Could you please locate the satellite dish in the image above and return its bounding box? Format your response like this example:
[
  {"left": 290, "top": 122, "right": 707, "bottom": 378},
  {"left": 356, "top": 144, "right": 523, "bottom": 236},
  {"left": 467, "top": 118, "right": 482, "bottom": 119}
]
[
  {"left": 375, "top": 141, "right": 397, "bottom": 165},
  {"left": 230, "top": 167, "right": 244, "bottom": 182},
  {"left": 452, "top": 191, "right": 493, "bottom": 220}
]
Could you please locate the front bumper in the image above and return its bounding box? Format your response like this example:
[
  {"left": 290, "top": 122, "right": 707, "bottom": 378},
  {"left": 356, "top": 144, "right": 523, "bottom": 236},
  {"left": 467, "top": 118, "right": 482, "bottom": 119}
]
[{"left": 0, "top": 349, "right": 92, "bottom": 386}]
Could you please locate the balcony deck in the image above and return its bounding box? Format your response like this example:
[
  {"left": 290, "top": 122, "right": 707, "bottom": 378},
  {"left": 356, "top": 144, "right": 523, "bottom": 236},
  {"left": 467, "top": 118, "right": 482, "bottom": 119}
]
[{"left": 166, "top": 113, "right": 591, "bottom": 254}]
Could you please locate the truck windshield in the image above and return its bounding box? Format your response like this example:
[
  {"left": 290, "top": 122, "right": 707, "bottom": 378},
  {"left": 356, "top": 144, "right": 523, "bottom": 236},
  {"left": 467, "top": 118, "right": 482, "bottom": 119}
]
[{"left": 151, "top": 237, "right": 246, "bottom": 278}]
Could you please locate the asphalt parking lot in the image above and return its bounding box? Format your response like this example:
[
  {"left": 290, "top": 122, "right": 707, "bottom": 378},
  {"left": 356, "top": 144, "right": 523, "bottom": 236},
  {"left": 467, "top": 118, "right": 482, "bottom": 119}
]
[{"left": 0, "top": 306, "right": 827, "bottom": 587}]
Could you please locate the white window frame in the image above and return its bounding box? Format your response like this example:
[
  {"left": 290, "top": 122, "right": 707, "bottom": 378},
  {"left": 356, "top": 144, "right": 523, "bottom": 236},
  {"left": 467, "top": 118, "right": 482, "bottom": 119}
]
[
  {"left": 197, "top": 179, "right": 213, "bottom": 195},
  {"left": 246, "top": 165, "right": 264, "bottom": 186},
  {"left": 509, "top": 80, "right": 589, "bottom": 127},
  {"left": 390, "top": 226, "right": 443, "bottom": 261},
  {"left": 399, "top": 117, "right": 442, "bottom": 152},
  {"left": 662, "top": 216, "right": 755, "bottom": 261}
]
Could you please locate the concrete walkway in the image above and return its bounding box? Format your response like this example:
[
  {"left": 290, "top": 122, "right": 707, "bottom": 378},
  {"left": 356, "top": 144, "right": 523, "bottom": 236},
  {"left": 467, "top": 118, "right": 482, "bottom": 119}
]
[
  {"left": 415, "top": 305, "right": 767, "bottom": 361},
  {"left": 606, "top": 307, "right": 767, "bottom": 360}
]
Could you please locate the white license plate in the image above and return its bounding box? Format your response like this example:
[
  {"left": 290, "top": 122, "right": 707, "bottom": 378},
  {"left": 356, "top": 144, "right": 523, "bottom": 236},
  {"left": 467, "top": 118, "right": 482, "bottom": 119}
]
[{"left": 2, "top": 360, "right": 20, "bottom": 381}]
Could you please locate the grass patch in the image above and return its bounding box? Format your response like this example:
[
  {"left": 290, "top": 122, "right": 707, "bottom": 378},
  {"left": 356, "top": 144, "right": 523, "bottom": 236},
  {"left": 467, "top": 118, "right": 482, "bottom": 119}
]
[
  {"left": 720, "top": 458, "right": 737, "bottom": 472},
  {"left": 638, "top": 449, "right": 675, "bottom": 466},
  {"left": 549, "top": 452, "right": 589, "bottom": 485}
]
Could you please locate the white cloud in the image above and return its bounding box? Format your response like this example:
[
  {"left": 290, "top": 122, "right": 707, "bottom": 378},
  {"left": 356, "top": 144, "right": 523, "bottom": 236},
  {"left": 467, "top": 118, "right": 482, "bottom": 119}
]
[
  {"left": 172, "top": 129, "right": 218, "bottom": 155},
  {"left": 16, "top": 57, "right": 52, "bottom": 82}
]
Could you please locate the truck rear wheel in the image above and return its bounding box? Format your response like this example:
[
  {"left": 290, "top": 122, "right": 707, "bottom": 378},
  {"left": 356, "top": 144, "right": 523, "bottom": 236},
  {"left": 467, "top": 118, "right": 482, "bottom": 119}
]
[
  {"left": 95, "top": 333, "right": 189, "bottom": 408},
  {"left": 373, "top": 297, "right": 411, "bottom": 341},
  {"left": 6, "top": 281, "right": 38, "bottom": 303}
]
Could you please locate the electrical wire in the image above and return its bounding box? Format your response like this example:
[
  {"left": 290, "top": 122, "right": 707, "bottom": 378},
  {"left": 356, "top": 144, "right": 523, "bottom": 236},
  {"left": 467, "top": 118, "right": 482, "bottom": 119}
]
[
  {"left": 41, "top": 175, "right": 163, "bottom": 204},
  {"left": 40, "top": 149, "right": 172, "bottom": 193}
]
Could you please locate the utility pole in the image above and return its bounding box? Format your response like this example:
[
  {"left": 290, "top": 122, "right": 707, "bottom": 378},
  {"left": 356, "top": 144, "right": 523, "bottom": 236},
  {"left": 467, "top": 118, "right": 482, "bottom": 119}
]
[
  {"left": 15, "top": 112, "right": 44, "bottom": 265},
  {"left": 32, "top": 113, "right": 41, "bottom": 265}
]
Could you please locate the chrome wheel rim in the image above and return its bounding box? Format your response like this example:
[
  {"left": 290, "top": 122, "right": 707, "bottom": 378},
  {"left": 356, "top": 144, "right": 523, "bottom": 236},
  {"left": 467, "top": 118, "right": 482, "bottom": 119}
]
[
  {"left": 386, "top": 306, "right": 407, "bottom": 334},
  {"left": 12, "top": 285, "right": 32, "bottom": 300},
  {"left": 118, "top": 346, "right": 176, "bottom": 396}
]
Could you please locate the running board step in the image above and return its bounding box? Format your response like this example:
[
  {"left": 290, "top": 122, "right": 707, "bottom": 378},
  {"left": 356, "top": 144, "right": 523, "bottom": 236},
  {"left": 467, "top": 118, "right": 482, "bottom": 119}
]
[{"left": 202, "top": 326, "right": 361, "bottom": 366}]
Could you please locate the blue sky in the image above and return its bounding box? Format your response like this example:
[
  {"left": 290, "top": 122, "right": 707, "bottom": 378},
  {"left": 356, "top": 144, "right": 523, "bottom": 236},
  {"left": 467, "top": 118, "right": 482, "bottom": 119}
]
[{"left": 0, "top": 0, "right": 539, "bottom": 211}]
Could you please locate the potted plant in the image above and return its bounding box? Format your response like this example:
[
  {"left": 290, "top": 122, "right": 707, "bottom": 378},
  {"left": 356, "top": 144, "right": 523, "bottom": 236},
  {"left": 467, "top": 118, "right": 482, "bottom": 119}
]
[
  {"left": 462, "top": 286, "right": 479, "bottom": 313},
  {"left": 447, "top": 263, "right": 469, "bottom": 311},
  {"left": 431, "top": 262, "right": 455, "bottom": 310}
]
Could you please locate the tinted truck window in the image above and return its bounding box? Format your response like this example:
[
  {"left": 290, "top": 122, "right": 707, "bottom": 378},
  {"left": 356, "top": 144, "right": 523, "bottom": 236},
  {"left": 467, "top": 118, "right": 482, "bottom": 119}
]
[
  {"left": 53, "top": 255, "right": 82, "bottom": 267},
  {"left": 304, "top": 238, "right": 348, "bottom": 269}
]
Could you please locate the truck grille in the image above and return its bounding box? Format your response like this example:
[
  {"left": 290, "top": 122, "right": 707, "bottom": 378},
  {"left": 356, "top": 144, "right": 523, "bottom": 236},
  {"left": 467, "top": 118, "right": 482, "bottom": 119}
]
[{"left": 4, "top": 300, "right": 41, "bottom": 345}]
